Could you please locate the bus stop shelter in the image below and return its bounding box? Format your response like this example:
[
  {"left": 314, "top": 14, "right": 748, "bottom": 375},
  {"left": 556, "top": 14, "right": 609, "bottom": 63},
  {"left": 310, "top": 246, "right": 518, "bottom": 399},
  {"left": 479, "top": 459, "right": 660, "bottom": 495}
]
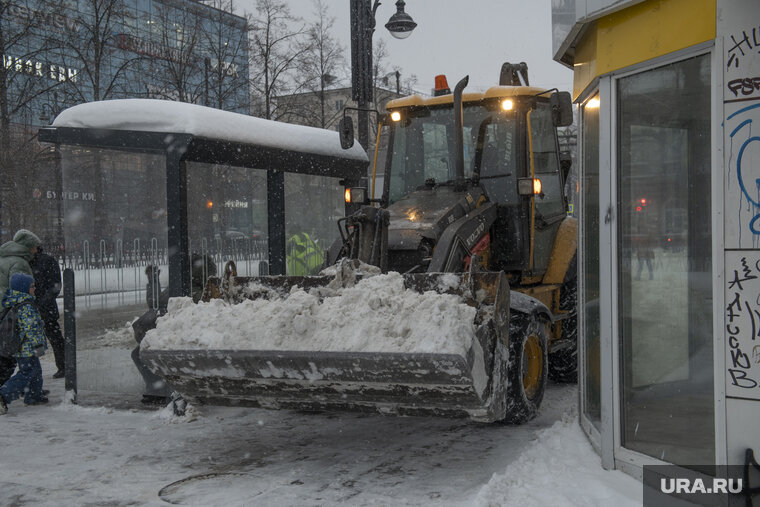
[{"left": 38, "top": 99, "right": 369, "bottom": 298}]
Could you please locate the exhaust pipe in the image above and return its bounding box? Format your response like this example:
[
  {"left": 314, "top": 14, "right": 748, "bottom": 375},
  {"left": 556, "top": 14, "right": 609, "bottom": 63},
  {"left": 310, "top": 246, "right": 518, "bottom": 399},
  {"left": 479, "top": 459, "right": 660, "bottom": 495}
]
[{"left": 453, "top": 76, "right": 469, "bottom": 191}]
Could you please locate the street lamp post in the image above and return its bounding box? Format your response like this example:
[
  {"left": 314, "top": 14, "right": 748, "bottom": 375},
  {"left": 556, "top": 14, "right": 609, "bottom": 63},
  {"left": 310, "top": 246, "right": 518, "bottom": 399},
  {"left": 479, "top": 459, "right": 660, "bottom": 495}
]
[
  {"left": 350, "top": 0, "right": 416, "bottom": 151},
  {"left": 38, "top": 96, "right": 60, "bottom": 125}
]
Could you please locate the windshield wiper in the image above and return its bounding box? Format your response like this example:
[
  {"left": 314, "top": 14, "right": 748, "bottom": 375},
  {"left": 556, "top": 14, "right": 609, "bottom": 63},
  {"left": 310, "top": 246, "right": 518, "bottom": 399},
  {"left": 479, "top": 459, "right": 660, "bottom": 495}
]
[{"left": 478, "top": 173, "right": 512, "bottom": 180}]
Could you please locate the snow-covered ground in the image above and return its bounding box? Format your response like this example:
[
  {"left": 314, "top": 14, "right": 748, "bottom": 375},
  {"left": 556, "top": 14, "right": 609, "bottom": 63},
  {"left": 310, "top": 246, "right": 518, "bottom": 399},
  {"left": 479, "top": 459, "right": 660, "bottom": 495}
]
[
  {"left": 0, "top": 358, "right": 641, "bottom": 506},
  {"left": 1, "top": 264, "right": 645, "bottom": 505}
]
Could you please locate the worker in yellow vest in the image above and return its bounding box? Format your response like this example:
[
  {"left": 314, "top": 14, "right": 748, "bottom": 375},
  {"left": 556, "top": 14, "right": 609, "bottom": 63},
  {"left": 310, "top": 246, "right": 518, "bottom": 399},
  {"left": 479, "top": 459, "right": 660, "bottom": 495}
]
[{"left": 286, "top": 232, "right": 324, "bottom": 276}]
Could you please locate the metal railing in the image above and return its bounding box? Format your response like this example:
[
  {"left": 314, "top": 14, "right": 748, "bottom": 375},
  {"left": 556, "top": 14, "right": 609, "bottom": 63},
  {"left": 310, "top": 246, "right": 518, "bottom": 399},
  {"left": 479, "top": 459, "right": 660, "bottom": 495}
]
[
  {"left": 56, "top": 235, "right": 331, "bottom": 310},
  {"left": 57, "top": 237, "right": 268, "bottom": 310}
]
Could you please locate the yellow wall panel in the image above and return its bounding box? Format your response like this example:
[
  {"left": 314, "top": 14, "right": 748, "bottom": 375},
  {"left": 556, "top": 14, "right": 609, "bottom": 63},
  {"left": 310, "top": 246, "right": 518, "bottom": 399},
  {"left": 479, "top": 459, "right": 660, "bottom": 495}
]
[
  {"left": 573, "top": 22, "right": 599, "bottom": 100},
  {"left": 573, "top": 0, "right": 715, "bottom": 99}
]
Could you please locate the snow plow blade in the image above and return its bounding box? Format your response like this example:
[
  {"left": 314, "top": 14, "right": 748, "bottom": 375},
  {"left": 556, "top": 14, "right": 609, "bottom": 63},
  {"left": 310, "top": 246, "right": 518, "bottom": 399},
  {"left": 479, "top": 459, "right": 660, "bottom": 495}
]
[{"left": 141, "top": 270, "right": 512, "bottom": 422}]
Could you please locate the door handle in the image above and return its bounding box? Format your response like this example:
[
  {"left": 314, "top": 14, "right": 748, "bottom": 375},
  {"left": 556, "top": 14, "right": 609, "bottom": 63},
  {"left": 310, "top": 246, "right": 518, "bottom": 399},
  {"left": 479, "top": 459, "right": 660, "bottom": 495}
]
[{"left": 604, "top": 205, "right": 613, "bottom": 225}]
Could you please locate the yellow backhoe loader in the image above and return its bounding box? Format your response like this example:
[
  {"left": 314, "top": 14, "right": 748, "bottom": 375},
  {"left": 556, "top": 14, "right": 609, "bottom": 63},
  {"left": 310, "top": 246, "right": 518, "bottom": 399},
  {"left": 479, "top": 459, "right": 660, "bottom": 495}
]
[{"left": 142, "top": 62, "right": 577, "bottom": 424}]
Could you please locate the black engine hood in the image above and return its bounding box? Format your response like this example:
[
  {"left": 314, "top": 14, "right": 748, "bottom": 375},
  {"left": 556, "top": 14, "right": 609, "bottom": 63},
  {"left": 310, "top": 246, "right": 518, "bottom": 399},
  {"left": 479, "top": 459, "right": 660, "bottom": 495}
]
[{"left": 387, "top": 185, "right": 485, "bottom": 251}]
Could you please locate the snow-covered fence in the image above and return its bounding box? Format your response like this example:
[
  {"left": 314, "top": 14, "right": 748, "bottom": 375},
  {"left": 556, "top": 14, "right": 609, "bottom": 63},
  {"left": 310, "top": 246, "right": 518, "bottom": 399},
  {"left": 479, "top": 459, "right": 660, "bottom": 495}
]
[
  {"left": 54, "top": 234, "right": 332, "bottom": 310},
  {"left": 61, "top": 239, "right": 169, "bottom": 270},
  {"left": 55, "top": 236, "right": 269, "bottom": 310},
  {"left": 59, "top": 237, "right": 270, "bottom": 271}
]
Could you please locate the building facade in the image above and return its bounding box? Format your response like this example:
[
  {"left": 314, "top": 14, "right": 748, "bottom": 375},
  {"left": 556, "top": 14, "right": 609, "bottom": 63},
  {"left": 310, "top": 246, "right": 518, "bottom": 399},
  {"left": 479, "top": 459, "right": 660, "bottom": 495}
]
[
  {"left": 552, "top": 0, "right": 760, "bottom": 482},
  {"left": 0, "top": 0, "right": 249, "bottom": 247}
]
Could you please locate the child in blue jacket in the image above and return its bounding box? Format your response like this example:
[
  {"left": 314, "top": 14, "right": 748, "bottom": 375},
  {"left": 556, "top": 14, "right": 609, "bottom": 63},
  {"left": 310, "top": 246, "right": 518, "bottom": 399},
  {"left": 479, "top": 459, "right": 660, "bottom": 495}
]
[{"left": 0, "top": 273, "right": 48, "bottom": 414}]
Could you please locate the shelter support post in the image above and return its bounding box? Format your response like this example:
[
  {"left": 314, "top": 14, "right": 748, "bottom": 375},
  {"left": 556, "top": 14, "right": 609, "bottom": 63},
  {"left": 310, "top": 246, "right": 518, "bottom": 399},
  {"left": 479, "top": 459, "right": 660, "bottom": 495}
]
[
  {"left": 267, "top": 169, "right": 286, "bottom": 275},
  {"left": 166, "top": 150, "right": 190, "bottom": 297},
  {"left": 63, "top": 268, "right": 76, "bottom": 400}
]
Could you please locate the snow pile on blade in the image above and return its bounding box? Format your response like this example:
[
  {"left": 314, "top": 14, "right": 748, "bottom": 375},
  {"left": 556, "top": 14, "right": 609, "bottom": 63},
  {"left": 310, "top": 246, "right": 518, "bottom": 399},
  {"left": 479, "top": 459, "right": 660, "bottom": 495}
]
[{"left": 141, "top": 271, "right": 477, "bottom": 356}]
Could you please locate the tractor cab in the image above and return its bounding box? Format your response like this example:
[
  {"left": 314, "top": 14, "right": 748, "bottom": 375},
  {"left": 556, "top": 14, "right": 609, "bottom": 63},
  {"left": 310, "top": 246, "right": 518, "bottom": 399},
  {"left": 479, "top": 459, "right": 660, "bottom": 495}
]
[{"left": 373, "top": 75, "right": 572, "bottom": 279}]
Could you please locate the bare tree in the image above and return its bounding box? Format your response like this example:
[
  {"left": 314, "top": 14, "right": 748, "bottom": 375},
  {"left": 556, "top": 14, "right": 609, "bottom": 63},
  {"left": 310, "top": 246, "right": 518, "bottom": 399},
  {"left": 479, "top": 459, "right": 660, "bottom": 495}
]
[
  {"left": 398, "top": 69, "right": 418, "bottom": 95},
  {"left": 0, "top": 0, "right": 69, "bottom": 240},
  {"left": 371, "top": 38, "right": 389, "bottom": 93},
  {"left": 365, "top": 39, "right": 407, "bottom": 149},
  {"left": 55, "top": 0, "right": 145, "bottom": 238},
  {"left": 371, "top": 40, "right": 418, "bottom": 95},
  {"left": 293, "top": 0, "right": 345, "bottom": 128},
  {"left": 60, "top": 0, "right": 140, "bottom": 102},
  {"left": 248, "top": 0, "right": 309, "bottom": 120},
  {"left": 200, "top": 0, "right": 250, "bottom": 111},
  {"left": 147, "top": 3, "right": 204, "bottom": 103}
]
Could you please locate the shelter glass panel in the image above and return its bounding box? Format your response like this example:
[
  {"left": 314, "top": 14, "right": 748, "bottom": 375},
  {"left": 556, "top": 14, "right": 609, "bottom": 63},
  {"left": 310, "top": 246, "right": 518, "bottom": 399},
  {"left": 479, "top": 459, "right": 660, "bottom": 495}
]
[
  {"left": 582, "top": 94, "right": 601, "bottom": 429},
  {"left": 284, "top": 174, "right": 344, "bottom": 276},
  {"left": 60, "top": 147, "right": 167, "bottom": 395},
  {"left": 617, "top": 54, "right": 714, "bottom": 465},
  {"left": 186, "top": 163, "right": 269, "bottom": 281}
]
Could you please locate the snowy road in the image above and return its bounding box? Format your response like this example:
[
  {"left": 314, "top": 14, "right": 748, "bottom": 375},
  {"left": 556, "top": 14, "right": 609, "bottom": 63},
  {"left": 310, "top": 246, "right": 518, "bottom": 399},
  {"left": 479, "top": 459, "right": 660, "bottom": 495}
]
[{"left": 0, "top": 371, "right": 641, "bottom": 507}]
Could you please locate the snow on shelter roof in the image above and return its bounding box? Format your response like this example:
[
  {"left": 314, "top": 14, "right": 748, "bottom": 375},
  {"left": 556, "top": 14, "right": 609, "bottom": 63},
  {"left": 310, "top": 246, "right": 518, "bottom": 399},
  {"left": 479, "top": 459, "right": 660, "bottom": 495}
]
[{"left": 49, "top": 99, "right": 368, "bottom": 177}]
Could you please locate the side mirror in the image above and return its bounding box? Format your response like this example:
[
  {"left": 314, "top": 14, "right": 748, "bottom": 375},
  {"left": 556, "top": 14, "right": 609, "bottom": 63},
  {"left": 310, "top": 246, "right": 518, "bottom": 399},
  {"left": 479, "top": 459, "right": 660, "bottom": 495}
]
[
  {"left": 518, "top": 177, "right": 543, "bottom": 197},
  {"left": 344, "top": 187, "right": 369, "bottom": 205},
  {"left": 339, "top": 117, "right": 354, "bottom": 149},
  {"left": 550, "top": 91, "right": 573, "bottom": 127}
]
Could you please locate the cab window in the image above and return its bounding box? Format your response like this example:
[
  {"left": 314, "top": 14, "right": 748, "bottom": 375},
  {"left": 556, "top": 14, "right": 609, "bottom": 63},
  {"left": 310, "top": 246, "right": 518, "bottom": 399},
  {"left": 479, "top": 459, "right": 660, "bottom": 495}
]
[
  {"left": 529, "top": 102, "right": 564, "bottom": 217},
  {"left": 476, "top": 120, "right": 518, "bottom": 205}
]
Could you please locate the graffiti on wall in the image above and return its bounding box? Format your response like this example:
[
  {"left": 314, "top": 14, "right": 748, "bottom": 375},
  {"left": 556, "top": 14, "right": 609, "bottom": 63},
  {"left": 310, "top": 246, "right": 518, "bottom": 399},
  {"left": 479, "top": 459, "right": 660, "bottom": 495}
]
[
  {"left": 725, "top": 16, "right": 760, "bottom": 247},
  {"left": 719, "top": 0, "right": 760, "bottom": 460},
  {"left": 725, "top": 252, "right": 760, "bottom": 399},
  {"left": 727, "top": 26, "right": 760, "bottom": 69},
  {"left": 727, "top": 103, "right": 760, "bottom": 246},
  {"left": 727, "top": 77, "right": 760, "bottom": 98},
  {"left": 726, "top": 26, "right": 760, "bottom": 99}
]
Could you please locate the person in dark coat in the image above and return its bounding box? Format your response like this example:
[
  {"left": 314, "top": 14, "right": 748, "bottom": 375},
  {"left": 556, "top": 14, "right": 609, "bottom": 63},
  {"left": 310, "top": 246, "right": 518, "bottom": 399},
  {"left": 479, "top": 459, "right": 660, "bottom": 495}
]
[
  {"left": 0, "top": 229, "right": 40, "bottom": 385},
  {"left": 191, "top": 253, "right": 216, "bottom": 303},
  {"left": 130, "top": 254, "right": 216, "bottom": 404},
  {"left": 30, "top": 246, "right": 65, "bottom": 378},
  {"left": 132, "top": 265, "right": 170, "bottom": 404}
]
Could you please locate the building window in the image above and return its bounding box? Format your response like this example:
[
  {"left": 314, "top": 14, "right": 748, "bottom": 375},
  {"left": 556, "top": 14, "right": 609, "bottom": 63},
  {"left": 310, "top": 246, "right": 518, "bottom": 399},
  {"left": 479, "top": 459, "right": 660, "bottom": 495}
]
[
  {"left": 617, "top": 54, "right": 713, "bottom": 465},
  {"left": 335, "top": 99, "right": 344, "bottom": 111}
]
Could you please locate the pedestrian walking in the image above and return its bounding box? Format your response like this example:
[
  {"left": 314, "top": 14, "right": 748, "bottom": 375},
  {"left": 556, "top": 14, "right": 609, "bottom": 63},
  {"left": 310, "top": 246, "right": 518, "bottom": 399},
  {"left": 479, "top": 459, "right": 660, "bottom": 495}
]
[
  {"left": 130, "top": 253, "right": 214, "bottom": 405},
  {"left": 30, "top": 246, "right": 65, "bottom": 378},
  {"left": 144, "top": 264, "right": 166, "bottom": 312},
  {"left": 0, "top": 273, "right": 48, "bottom": 414},
  {"left": 0, "top": 229, "right": 41, "bottom": 385},
  {"left": 132, "top": 265, "right": 170, "bottom": 405},
  {"left": 635, "top": 234, "right": 655, "bottom": 281}
]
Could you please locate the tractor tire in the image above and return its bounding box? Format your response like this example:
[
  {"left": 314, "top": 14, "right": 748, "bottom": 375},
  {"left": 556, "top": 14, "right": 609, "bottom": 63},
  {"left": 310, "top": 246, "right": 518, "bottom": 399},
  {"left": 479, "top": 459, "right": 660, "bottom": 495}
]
[
  {"left": 549, "top": 262, "right": 578, "bottom": 383},
  {"left": 502, "top": 313, "right": 549, "bottom": 424}
]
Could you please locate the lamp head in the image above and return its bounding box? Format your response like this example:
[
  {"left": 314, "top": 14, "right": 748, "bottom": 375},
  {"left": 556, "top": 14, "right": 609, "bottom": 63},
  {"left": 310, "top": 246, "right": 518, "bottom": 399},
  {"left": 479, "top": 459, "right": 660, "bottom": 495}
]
[{"left": 385, "top": 0, "right": 416, "bottom": 40}]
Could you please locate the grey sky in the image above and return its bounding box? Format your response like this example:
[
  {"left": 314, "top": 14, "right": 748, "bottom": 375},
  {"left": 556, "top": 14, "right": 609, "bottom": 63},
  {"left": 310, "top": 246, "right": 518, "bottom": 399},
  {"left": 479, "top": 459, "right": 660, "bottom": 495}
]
[{"left": 234, "top": 0, "right": 573, "bottom": 94}]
